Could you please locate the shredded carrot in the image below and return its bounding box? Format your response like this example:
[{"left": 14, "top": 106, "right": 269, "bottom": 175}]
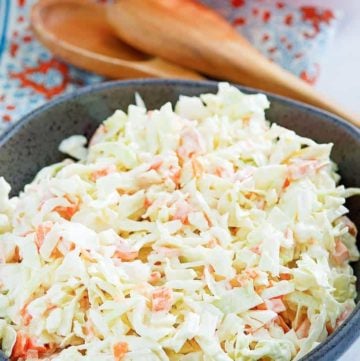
[
  {"left": 169, "top": 165, "right": 181, "bottom": 186},
  {"left": 89, "top": 124, "right": 106, "bottom": 146},
  {"left": 13, "top": 246, "right": 22, "bottom": 263},
  {"left": 336, "top": 306, "right": 352, "bottom": 327},
  {"left": 79, "top": 293, "right": 90, "bottom": 310},
  {"left": 26, "top": 339, "right": 47, "bottom": 354},
  {"left": 113, "top": 342, "right": 128, "bottom": 361},
  {"left": 279, "top": 273, "right": 292, "bottom": 281},
  {"left": 11, "top": 332, "right": 27, "bottom": 360},
  {"left": 23, "top": 313, "right": 32, "bottom": 327},
  {"left": 254, "top": 297, "right": 286, "bottom": 313},
  {"left": 156, "top": 247, "right": 181, "bottom": 258},
  {"left": 326, "top": 322, "right": 334, "bottom": 335},
  {"left": 340, "top": 216, "right": 357, "bottom": 237},
  {"left": 149, "top": 159, "right": 163, "bottom": 171},
  {"left": 84, "top": 321, "right": 95, "bottom": 337},
  {"left": 266, "top": 298, "right": 286, "bottom": 313},
  {"left": 152, "top": 287, "right": 173, "bottom": 312},
  {"left": 144, "top": 198, "right": 153, "bottom": 208},
  {"left": 20, "top": 303, "right": 32, "bottom": 327},
  {"left": 276, "top": 315, "right": 290, "bottom": 333},
  {"left": 254, "top": 285, "right": 266, "bottom": 294},
  {"left": 203, "top": 213, "right": 213, "bottom": 227},
  {"left": 250, "top": 245, "right": 261, "bottom": 255},
  {"left": 177, "top": 128, "right": 204, "bottom": 160},
  {"left": 53, "top": 196, "right": 79, "bottom": 220},
  {"left": 90, "top": 165, "right": 116, "bottom": 182},
  {"left": 282, "top": 177, "right": 291, "bottom": 189},
  {"left": 289, "top": 160, "right": 319, "bottom": 180},
  {"left": 11, "top": 332, "right": 47, "bottom": 360},
  {"left": 113, "top": 250, "right": 139, "bottom": 262},
  {"left": 280, "top": 308, "right": 296, "bottom": 327},
  {"left": 192, "top": 158, "right": 204, "bottom": 178},
  {"left": 332, "top": 239, "right": 349, "bottom": 265},
  {"left": 231, "top": 268, "right": 259, "bottom": 289},
  {"left": 244, "top": 268, "right": 258, "bottom": 279},
  {"left": 172, "top": 200, "right": 192, "bottom": 224},
  {"left": 46, "top": 304, "right": 57, "bottom": 313},
  {"left": 254, "top": 302, "right": 268, "bottom": 311},
  {"left": 214, "top": 167, "right": 223, "bottom": 177},
  {"left": 35, "top": 221, "right": 53, "bottom": 250},
  {"left": 296, "top": 317, "right": 310, "bottom": 339}
]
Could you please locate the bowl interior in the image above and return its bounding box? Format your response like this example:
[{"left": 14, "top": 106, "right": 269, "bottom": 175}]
[{"left": 0, "top": 79, "right": 359, "bottom": 360}]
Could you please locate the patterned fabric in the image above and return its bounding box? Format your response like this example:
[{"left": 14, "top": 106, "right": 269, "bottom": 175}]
[
  {"left": 0, "top": 0, "right": 340, "bottom": 131},
  {"left": 202, "top": 0, "right": 340, "bottom": 84}
]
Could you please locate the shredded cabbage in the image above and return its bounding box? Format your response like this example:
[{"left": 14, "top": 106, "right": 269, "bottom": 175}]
[{"left": 0, "top": 83, "right": 358, "bottom": 361}]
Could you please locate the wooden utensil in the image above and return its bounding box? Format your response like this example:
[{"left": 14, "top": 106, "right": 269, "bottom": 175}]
[
  {"left": 31, "top": 0, "right": 203, "bottom": 80},
  {"left": 108, "top": 0, "right": 359, "bottom": 126}
]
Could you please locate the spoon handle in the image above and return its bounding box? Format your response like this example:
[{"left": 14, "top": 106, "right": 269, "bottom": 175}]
[{"left": 108, "top": 0, "right": 359, "bottom": 127}]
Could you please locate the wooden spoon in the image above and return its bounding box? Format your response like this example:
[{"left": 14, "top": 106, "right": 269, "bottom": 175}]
[
  {"left": 108, "top": 0, "right": 359, "bottom": 126},
  {"left": 30, "top": 0, "right": 203, "bottom": 80}
]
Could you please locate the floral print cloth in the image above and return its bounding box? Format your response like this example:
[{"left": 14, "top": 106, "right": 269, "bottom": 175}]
[{"left": 0, "top": 0, "right": 340, "bottom": 131}]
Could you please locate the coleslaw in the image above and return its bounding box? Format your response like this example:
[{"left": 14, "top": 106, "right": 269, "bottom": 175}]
[{"left": 0, "top": 83, "right": 358, "bottom": 361}]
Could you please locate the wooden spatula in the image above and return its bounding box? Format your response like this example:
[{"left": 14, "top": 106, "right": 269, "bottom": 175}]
[
  {"left": 31, "top": 0, "right": 203, "bottom": 80},
  {"left": 108, "top": 0, "right": 359, "bottom": 126}
]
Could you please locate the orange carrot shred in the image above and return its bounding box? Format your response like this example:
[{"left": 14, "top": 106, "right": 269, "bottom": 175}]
[
  {"left": 332, "top": 239, "right": 349, "bottom": 265},
  {"left": 113, "top": 250, "right": 139, "bottom": 261},
  {"left": 90, "top": 167, "right": 115, "bottom": 182},
  {"left": 35, "top": 221, "right": 53, "bottom": 250},
  {"left": 11, "top": 332, "right": 47, "bottom": 360},
  {"left": 152, "top": 287, "right": 173, "bottom": 312},
  {"left": 276, "top": 315, "right": 290, "bottom": 333},
  {"left": 113, "top": 342, "right": 128, "bottom": 361},
  {"left": 53, "top": 196, "right": 79, "bottom": 220}
]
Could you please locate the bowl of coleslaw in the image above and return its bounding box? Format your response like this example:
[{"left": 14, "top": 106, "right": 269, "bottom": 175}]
[{"left": 0, "top": 79, "right": 359, "bottom": 361}]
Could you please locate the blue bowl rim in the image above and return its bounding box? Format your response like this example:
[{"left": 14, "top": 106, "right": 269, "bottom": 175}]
[{"left": 0, "top": 78, "right": 359, "bottom": 361}]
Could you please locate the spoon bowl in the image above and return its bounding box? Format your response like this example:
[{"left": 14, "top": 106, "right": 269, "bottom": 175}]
[{"left": 31, "top": 0, "right": 203, "bottom": 80}]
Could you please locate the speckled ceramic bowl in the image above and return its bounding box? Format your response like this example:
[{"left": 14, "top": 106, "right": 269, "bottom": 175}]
[{"left": 0, "top": 80, "right": 359, "bottom": 361}]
